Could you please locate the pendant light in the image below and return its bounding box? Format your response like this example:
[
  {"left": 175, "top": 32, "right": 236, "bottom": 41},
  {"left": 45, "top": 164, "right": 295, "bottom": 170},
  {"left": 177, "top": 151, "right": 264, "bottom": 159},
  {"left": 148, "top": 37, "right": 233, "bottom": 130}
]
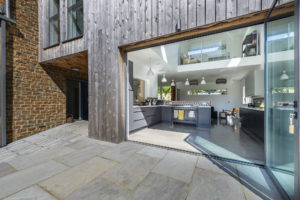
[
  {"left": 185, "top": 78, "right": 190, "bottom": 86},
  {"left": 185, "top": 73, "right": 190, "bottom": 86},
  {"left": 171, "top": 80, "right": 176, "bottom": 86},
  {"left": 161, "top": 74, "right": 167, "bottom": 83},
  {"left": 280, "top": 70, "right": 289, "bottom": 80},
  {"left": 147, "top": 58, "right": 154, "bottom": 76},
  {"left": 201, "top": 77, "right": 206, "bottom": 85}
]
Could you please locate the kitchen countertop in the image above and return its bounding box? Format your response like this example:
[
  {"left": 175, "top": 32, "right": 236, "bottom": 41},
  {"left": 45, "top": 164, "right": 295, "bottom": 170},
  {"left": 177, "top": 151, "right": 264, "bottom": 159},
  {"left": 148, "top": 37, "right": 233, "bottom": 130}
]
[
  {"left": 240, "top": 106, "right": 264, "bottom": 111},
  {"left": 133, "top": 105, "right": 211, "bottom": 108}
]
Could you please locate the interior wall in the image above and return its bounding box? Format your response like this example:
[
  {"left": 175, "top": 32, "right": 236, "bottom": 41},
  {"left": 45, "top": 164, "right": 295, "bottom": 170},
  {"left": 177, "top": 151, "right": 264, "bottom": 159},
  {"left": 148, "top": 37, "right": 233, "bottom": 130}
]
[{"left": 176, "top": 80, "right": 244, "bottom": 113}]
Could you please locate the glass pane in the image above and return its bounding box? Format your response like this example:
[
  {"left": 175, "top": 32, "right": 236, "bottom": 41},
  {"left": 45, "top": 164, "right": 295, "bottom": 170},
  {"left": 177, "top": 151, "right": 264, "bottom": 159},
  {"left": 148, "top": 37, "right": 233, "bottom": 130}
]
[
  {"left": 49, "top": 0, "right": 59, "bottom": 17},
  {"left": 68, "top": 0, "right": 81, "bottom": 7},
  {"left": 178, "top": 24, "right": 263, "bottom": 65},
  {"left": 0, "top": 25, "right": 2, "bottom": 145},
  {"left": 49, "top": 19, "right": 59, "bottom": 46},
  {"left": 68, "top": 4, "right": 84, "bottom": 39},
  {"left": 266, "top": 16, "right": 295, "bottom": 199}
]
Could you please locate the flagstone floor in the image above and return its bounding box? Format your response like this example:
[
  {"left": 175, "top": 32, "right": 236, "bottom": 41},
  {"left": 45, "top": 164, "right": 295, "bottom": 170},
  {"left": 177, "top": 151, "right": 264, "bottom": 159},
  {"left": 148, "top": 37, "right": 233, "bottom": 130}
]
[{"left": 0, "top": 121, "right": 283, "bottom": 200}]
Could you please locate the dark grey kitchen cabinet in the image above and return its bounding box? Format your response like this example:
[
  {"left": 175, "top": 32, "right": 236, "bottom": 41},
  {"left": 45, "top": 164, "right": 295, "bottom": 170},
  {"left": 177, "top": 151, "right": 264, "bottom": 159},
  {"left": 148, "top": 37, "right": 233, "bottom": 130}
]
[
  {"left": 161, "top": 106, "right": 172, "bottom": 123},
  {"left": 130, "top": 106, "right": 162, "bottom": 132},
  {"left": 197, "top": 107, "right": 211, "bottom": 128}
]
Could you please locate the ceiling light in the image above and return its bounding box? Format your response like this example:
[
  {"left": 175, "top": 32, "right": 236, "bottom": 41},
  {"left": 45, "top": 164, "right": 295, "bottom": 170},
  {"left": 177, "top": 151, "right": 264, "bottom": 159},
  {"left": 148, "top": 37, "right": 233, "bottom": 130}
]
[
  {"left": 147, "top": 58, "right": 154, "bottom": 76},
  {"left": 185, "top": 78, "right": 190, "bottom": 86},
  {"left": 71, "top": 67, "right": 80, "bottom": 71},
  {"left": 147, "top": 68, "right": 154, "bottom": 76},
  {"left": 171, "top": 80, "right": 176, "bottom": 86},
  {"left": 201, "top": 77, "right": 206, "bottom": 85},
  {"left": 161, "top": 74, "right": 167, "bottom": 83},
  {"left": 280, "top": 70, "right": 289, "bottom": 80}
]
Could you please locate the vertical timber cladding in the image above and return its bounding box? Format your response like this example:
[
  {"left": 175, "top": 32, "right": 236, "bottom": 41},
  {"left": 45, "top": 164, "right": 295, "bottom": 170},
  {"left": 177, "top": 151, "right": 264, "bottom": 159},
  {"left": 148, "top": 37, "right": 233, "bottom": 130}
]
[{"left": 87, "top": 0, "right": 294, "bottom": 143}]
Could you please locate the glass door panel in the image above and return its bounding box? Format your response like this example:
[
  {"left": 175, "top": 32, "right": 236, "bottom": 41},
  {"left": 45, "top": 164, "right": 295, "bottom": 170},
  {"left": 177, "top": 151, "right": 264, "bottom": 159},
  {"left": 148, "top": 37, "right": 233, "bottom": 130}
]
[{"left": 266, "top": 16, "right": 295, "bottom": 199}]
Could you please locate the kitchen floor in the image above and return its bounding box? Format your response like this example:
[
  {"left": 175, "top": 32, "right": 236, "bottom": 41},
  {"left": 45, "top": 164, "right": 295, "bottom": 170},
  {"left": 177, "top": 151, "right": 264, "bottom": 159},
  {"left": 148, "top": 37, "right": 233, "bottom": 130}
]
[
  {"left": 0, "top": 121, "right": 284, "bottom": 200},
  {"left": 129, "top": 118, "right": 265, "bottom": 165}
]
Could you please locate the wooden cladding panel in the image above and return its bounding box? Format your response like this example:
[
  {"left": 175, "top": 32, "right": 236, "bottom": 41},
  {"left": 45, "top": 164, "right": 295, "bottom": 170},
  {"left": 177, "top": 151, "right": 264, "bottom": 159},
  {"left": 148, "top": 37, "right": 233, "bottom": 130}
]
[
  {"left": 39, "top": 0, "right": 294, "bottom": 143},
  {"left": 227, "top": 0, "right": 237, "bottom": 18},
  {"left": 205, "top": 0, "right": 216, "bottom": 24},
  {"left": 216, "top": 0, "right": 226, "bottom": 21},
  {"left": 196, "top": 0, "right": 206, "bottom": 26}
]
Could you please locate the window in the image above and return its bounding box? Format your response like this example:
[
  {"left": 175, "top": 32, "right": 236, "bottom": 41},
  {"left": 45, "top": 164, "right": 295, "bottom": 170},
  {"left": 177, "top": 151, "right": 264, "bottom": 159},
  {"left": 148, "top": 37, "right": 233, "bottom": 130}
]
[
  {"left": 158, "top": 86, "right": 172, "bottom": 101},
  {"left": 68, "top": 0, "right": 84, "bottom": 39},
  {"left": 187, "top": 89, "right": 228, "bottom": 96},
  {"left": 49, "top": 0, "right": 59, "bottom": 46}
]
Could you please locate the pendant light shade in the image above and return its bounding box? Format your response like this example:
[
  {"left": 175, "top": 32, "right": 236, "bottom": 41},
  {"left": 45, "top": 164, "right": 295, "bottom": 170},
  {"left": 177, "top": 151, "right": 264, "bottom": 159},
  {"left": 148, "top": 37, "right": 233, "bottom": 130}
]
[
  {"left": 185, "top": 78, "right": 190, "bottom": 86},
  {"left": 201, "top": 77, "right": 206, "bottom": 85},
  {"left": 147, "top": 67, "right": 154, "bottom": 76},
  {"left": 161, "top": 74, "right": 167, "bottom": 83},
  {"left": 171, "top": 80, "right": 176, "bottom": 86},
  {"left": 147, "top": 58, "right": 154, "bottom": 76},
  {"left": 280, "top": 70, "right": 289, "bottom": 80}
]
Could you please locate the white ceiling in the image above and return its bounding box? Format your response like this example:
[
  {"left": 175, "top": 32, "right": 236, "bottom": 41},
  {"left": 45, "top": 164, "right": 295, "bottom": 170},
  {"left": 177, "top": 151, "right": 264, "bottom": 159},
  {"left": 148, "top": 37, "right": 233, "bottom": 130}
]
[{"left": 127, "top": 23, "right": 264, "bottom": 84}]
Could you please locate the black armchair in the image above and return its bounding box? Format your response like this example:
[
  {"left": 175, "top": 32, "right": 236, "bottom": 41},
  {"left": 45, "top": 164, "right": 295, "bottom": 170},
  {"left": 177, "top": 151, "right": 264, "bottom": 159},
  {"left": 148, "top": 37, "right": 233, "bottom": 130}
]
[{"left": 211, "top": 107, "right": 218, "bottom": 119}]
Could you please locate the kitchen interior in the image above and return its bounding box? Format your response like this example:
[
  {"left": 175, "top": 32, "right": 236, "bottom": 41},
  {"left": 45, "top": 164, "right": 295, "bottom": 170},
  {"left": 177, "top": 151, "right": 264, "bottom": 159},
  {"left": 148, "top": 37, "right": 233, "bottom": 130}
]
[{"left": 127, "top": 20, "right": 294, "bottom": 166}]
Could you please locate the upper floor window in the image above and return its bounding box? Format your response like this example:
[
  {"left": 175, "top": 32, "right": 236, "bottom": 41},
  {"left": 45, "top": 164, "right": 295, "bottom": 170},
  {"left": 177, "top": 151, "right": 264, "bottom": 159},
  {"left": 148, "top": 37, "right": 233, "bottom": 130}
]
[
  {"left": 49, "top": 0, "right": 59, "bottom": 46},
  {"left": 68, "top": 0, "right": 84, "bottom": 39}
]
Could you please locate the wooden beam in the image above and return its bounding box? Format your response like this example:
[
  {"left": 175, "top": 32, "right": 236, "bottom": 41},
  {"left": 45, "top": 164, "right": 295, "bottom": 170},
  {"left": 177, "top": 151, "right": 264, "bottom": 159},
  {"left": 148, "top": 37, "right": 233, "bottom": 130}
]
[
  {"left": 41, "top": 51, "right": 88, "bottom": 74},
  {"left": 120, "top": 2, "right": 294, "bottom": 52}
]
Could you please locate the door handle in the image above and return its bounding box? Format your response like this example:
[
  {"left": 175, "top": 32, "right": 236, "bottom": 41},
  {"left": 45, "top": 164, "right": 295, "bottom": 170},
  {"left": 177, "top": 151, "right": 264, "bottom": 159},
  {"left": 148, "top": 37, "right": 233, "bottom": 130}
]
[{"left": 289, "top": 113, "right": 296, "bottom": 135}]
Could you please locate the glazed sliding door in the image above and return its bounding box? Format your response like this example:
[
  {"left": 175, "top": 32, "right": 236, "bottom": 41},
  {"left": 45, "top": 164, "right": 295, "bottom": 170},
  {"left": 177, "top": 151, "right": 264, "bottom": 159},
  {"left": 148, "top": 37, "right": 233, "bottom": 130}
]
[
  {"left": 265, "top": 16, "right": 296, "bottom": 199},
  {"left": 0, "top": 23, "right": 2, "bottom": 146}
]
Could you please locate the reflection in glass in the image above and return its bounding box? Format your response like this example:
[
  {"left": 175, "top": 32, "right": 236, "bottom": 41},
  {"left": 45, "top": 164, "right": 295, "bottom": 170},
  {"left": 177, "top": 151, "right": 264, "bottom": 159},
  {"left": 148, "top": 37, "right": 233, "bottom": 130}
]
[
  {"left": 266, "top": 16, "right": 295, "bottom": 199},
  {"left": 179, "top": 24, "right": 263, "bottom": 65},
  {"left": 68, "top": 0, "right": 84, "bottom": 39},
  {"left": 49, "top": 0, "right": 59, "bottom": 46}
]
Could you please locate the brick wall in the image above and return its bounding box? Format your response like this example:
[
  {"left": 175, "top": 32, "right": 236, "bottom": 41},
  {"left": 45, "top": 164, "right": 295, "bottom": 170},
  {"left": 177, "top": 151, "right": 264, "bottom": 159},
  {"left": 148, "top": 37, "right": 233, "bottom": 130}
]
[{"left": 1, "top": 0, "right": 87, "bottom": 142}]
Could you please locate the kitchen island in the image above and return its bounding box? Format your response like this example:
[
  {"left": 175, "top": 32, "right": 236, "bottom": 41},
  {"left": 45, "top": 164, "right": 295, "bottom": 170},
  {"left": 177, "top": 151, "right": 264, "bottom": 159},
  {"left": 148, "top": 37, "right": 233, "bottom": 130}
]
[{"left": 130, "top": 105, "right": 211, "bottom": 132}]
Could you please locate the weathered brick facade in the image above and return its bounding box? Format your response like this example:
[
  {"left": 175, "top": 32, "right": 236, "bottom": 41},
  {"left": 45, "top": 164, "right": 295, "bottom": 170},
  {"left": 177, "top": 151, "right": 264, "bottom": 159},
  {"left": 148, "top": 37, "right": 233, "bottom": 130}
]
[{"left": 2, "top": 0, "right": 87, "bottom": 142}]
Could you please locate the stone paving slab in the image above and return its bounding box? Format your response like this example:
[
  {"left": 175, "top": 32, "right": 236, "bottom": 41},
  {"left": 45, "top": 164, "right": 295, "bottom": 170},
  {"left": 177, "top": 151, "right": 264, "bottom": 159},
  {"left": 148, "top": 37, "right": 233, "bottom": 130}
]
[
  {"left": 40, "top": 157, "right": 117, "bottom": 199},
  {"left": 137, "top": 146, "right": 168, "bottom": 159},
  {"left": 66, "top": 178, "right": 129, "bottom": 200},
  {"left": 152, "top": 151, "right": 198, "bottom": 183},
  {"left": 103, "top": 153, "right": 159, "bottom": 190},
  {"left": 4, "top": 185, "right": 56, "bottom": 200},
  {"left": 0, "top": 160, "right": 67, "bottom": 199},
  {"left": 128, "top": 173, "right": 188, "bottom": 200},
  {"left": 0, "top": 149, "right": 17, "bottom": 163},
  {"left": 56, "top": 144, "right": 109, "bottom": 167},
  {"left": 8, "top": 146, "right": 74, "bottom": 170},
  {"left": 187, "top": 168, "right": 244, "bottom": 200},
  {"left": 101, "top": 142, "right": 145, "bottom": 162},
  {"left": 67, "top": 138, "right": 116, "bottom": 150},
  {"left": 4, "top": 140, "right": 33, "bottom": 152},
  {"left": 0, "top": 162, "right": 16, "bottom": 178}
]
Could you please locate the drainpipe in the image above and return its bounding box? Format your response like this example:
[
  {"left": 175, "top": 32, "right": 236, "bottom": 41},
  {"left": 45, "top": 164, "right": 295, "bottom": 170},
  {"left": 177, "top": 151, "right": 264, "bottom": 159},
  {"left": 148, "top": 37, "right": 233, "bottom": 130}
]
[
  {"left": 5, "top": 0, "right": 9, "bottom": 18},
  {"left": 1, "top": 0, "right": 9, "bottom": 147}
]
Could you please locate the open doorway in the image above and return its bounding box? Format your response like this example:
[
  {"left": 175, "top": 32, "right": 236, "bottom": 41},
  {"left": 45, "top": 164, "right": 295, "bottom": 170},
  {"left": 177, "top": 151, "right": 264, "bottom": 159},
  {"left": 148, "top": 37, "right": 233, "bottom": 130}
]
[
  {"left": 127, "top": 22, "right": 266, "bottom": 165},
  {"left": 67, "top": 79, "right": 88, "bottom": 121}
]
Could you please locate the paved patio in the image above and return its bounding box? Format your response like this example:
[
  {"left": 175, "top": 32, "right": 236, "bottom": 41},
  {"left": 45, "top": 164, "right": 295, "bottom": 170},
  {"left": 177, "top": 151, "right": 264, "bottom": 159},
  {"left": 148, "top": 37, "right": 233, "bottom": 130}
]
[{"left": 0, "top": 121, "right": 283, "bottom": 200}]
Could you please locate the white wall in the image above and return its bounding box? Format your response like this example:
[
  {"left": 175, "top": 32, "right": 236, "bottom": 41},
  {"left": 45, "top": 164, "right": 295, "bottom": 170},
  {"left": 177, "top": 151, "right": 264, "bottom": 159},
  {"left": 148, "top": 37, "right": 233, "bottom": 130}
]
[
  {"left": 176, "top": 80, "right": 244, "bottom": 113},
  {"left": 133, "top": 62, "right": 158, "bottom": 98}
]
